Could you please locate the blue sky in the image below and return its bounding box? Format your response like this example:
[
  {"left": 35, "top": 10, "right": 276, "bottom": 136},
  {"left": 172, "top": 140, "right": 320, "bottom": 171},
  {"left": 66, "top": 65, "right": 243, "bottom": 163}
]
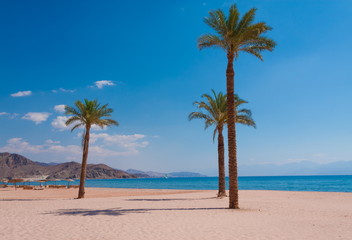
[{"left": 1, "top": 0, "right": 352, "bottom": 176}]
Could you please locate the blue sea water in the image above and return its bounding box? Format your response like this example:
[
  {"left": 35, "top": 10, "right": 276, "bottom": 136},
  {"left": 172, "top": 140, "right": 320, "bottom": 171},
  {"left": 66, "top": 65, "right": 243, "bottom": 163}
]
[
  {"left": 3, "top": 175, "right": 352, "bottom": 192},
  {"left": 85, "top": 175, "right": 352, "bottom": 192}
]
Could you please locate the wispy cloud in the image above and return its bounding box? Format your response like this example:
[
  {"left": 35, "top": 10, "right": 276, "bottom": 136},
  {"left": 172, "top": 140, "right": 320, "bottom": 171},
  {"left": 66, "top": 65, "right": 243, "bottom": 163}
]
[
  {"left": 90, "top": 133, "right": 149, "bottom": 154},
  {"left": 52, "top": 88, "right": 75, "bottom": 93},
  {"left": 51, "top": 116, "right": 70, "bottom": 131},
  {"left": 0, "top": 136, "right": 148, "bottom": 162},
  {"left": 11, "top": 90, "right": 32, "bottom": 97},
  {"left": 0, "top": 138, "right": 45, "bottom": 154},
  {"left": 51, "top": 116, "right": 107, "bottom": 131},
  {"left": 0, "top": 112, "right": 19, "bottom": 119},
  {"left": 54, "top": 104, "right": 66, "bottom": 113},
  {"left": 94, "top": 80, "right": 116, "bottom": 89},
  {"left": 22, "top": 112, "right": 51, "bottom": 124}
]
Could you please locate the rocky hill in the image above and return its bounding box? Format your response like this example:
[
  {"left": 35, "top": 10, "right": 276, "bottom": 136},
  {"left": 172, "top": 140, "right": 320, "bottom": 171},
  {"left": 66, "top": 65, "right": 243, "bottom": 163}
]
[{"left": 0, "top": 152, "right": 134, "bottom": 179}]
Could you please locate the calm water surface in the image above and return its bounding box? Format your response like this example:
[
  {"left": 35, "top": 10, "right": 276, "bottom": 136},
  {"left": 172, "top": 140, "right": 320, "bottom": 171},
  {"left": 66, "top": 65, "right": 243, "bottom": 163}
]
[{"left": 3, "top": 175, "right": 352, "bottom": 192}]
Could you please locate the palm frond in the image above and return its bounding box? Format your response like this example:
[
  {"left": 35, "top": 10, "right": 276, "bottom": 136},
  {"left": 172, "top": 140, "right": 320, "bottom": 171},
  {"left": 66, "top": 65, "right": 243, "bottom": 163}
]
[
  {"left": 237, "top": 115, "right": 256, "bottom": 128},
  {"left": 198, "top": 34, "right": 226, "bottom": 50},
  {"left": 226, "top": 4, "right": 239, "bottom": 31},
  {"left": 65, "top": 99, "right": 118, "bottom": 132},
  {"left": 237, "top": 8, "right": 257, "bottom": 33},
  {"left": 204, "top": 9, "right": 228, "bottom": 36},
  {"left": 199, "top": 3, "right": 276, "bottom": 61}
]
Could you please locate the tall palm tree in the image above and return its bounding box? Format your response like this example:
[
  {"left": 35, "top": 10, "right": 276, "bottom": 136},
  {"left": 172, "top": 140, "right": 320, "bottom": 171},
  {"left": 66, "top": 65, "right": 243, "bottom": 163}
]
[
  {"left": 189, "top": 90, "right": 255, "bottom": 198},
  {"left": 198, "top": 4, "right": 276, "bottom": 208},
  {"left": 65, "top": 99, "right": 118, "bottom": 199}
]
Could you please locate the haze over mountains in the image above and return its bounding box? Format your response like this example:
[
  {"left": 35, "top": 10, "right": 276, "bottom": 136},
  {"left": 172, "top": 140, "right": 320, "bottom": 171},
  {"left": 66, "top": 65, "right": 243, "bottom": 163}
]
[
  {"left": 0, "top": 153, "right": 207, "bottom": 179},
  {"left": 1, "top": 152, "right": 351, "bottom": 179}
]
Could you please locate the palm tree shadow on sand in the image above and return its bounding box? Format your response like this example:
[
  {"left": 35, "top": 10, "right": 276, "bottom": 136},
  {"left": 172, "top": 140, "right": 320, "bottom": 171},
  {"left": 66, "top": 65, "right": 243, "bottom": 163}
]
[
  {"left": 126, "top": 197, "right": 216, "bottom": 202},
  {"left": 45, "top": 207, "right": 226, "bottom": 217}
]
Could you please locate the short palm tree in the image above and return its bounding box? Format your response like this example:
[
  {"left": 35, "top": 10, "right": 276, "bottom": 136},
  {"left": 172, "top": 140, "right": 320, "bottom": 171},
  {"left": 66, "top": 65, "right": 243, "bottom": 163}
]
[
  {"left": 65, "top": 99, "right": 118, "bottom": 199},
  {"left": 198, "top": 4, "right": 275, "bottom": 208},
  {"left": 189, "top": 90, "right": 255, "bottom": 198}
]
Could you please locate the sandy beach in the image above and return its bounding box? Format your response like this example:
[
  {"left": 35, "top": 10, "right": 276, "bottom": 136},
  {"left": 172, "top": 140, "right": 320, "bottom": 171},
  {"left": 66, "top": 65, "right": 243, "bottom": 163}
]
[{"left": 1, "top": 188, "right": 351, "bottom": 240}]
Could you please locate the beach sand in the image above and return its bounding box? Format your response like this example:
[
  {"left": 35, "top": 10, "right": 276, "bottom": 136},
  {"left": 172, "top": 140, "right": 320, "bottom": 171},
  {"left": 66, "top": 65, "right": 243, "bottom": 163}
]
[{"left": 1, "top": 188, "right": 351, "bottom": 240}]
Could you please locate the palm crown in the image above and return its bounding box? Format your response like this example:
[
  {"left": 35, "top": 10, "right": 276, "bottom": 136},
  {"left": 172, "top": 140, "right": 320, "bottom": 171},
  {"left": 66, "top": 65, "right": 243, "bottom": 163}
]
[
  {"left": 189, "top": 90, "right": 255, "bottom": 140},
  {"left": 198, "top": 4, "right": 276, "bottom": 60},
  {"left": 65, "top": 99, "right": 118, "bottom": 131}
]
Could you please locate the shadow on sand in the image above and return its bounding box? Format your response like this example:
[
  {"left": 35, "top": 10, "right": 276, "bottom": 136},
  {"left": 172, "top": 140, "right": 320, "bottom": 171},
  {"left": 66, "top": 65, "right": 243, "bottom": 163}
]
[
  {"left": 46, "top": 207, "right": 226, "bottom": 217},
  {"left": 126, "top": 197, "right": 216, "bottom": 202},
  {"left": 0, "top": 198, "right": 58, "bottom": 202}
]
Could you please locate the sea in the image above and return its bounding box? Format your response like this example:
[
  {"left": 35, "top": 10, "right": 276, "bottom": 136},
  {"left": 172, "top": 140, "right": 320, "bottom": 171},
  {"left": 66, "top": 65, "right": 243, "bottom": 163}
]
[{"left": 4, "top": 175, "right": 352, "bottom": 192}]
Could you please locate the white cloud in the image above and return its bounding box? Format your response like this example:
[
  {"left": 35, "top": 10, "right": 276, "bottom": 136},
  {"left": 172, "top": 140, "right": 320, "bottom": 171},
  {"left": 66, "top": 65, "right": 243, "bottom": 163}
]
[
  {"left": 91, "top": 125, "right": 107, "bottom": 131},
  {"left": 0, "top": 135, "right": 148, "bottom": 162},
  {"left": 54, "top": 104, "right": 66, "bottom": 113},
  {"left": 90, "top": 133, "right": 149, "bottom": 154},
  {"left": 0, "top": 112, "right": 19, "bottom": 119},
  {"left": 22, "top": 112, "right": 51, "bottom": 124},
  {"left": 45, "top": 139, "right": 61, "bottom": 144},
  {"left": 52, "top": 88, "right": 75, "bottom": 93},
  {"left": 59, "top": 88, "right": 75, "bottom": 93},
  {"left": 51, "top": 116, "right": 70, "bottom": 131},
  {"left": 9, "top": 113, "right": 19, "bottom": 119},
  {"left": 11, "top": 90, "right": 32, "bottom": 97},
  {"left": 52, "top": 116, "right": 107, "bottom": 132},
  {"left": 94, "top": 80, "right": 115, "bottom": 89},
  {"left": 0, "top": 138, "right": 44, "bottom": 154}
]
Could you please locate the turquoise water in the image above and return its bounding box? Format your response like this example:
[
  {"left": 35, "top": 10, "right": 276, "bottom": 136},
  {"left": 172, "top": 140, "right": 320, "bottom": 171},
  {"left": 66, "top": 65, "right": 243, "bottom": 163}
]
[{"left": 3, "top": 175, "right": 352, "bottom": 192}]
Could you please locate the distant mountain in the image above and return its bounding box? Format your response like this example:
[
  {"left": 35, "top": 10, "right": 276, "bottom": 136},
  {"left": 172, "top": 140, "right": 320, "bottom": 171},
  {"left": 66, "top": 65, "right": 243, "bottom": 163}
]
[
  {"left": 126, "top": 169, "right": 166, "bottom": 178},
  {"left": 0, "top": 152, "right": 134, "bottom": 179},
  {"left": 34, "top": 161, "right": 59, "bottom": 166},
  {"left": 126, "top": 169, "right": 207, "bottom": 178}
]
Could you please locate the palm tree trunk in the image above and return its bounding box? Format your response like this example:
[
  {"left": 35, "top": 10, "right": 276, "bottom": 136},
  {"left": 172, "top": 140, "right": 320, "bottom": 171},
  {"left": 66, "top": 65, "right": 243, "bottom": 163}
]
[
  {"left": 78, "top": 127, "right": 91, "bottom": 199},
  {"left": 217, "top": 125, "right": 226, "bottom": 197},
  {"left": 226, "top": 52, "right": 239, "bottom": 209}
]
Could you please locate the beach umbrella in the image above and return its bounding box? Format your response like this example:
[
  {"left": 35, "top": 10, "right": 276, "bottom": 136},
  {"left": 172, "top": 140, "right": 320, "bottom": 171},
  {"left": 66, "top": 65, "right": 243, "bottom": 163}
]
[
  {"left": 37, "top": 179, "right": 49, "bottom": 187},
  {"left": 66, "top": 179, "right": 74, "bottom": 187},
  {"left": 8, "top": 178, "right": 24, "bottom": 190},
  {"left": 54, "top": 179, "right": 61, "bottom": 185},
  {"left": 0, "top": 178, "right": 8, "bottom": 183}
]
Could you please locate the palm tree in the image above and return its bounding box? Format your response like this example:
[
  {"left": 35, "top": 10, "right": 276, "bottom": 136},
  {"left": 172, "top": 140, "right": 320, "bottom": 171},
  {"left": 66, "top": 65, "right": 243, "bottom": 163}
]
[
  {"left": 65, "top": 99, "right": 118, "bottom": 199},
  {"left": 189, "top": 90, "right": 255, "bottom": 198},
  {"left": 198, "top": 4, "right": 276, "bottom": 208}
]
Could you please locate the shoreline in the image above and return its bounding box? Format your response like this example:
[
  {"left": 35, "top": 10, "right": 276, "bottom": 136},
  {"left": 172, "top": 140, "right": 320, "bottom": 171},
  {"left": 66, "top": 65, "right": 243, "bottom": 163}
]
[
  {"left": 1, "top": 187, "right": 351, "bottom": 201},
  {"left": 0, "top": 187, "right": 205, "bottom": 200}
]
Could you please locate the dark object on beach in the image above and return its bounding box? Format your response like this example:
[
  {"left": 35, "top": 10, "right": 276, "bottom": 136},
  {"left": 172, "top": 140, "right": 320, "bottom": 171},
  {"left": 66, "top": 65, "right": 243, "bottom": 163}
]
[{"left": 8, "top": 178, "right": 24, "bottom": 190}]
